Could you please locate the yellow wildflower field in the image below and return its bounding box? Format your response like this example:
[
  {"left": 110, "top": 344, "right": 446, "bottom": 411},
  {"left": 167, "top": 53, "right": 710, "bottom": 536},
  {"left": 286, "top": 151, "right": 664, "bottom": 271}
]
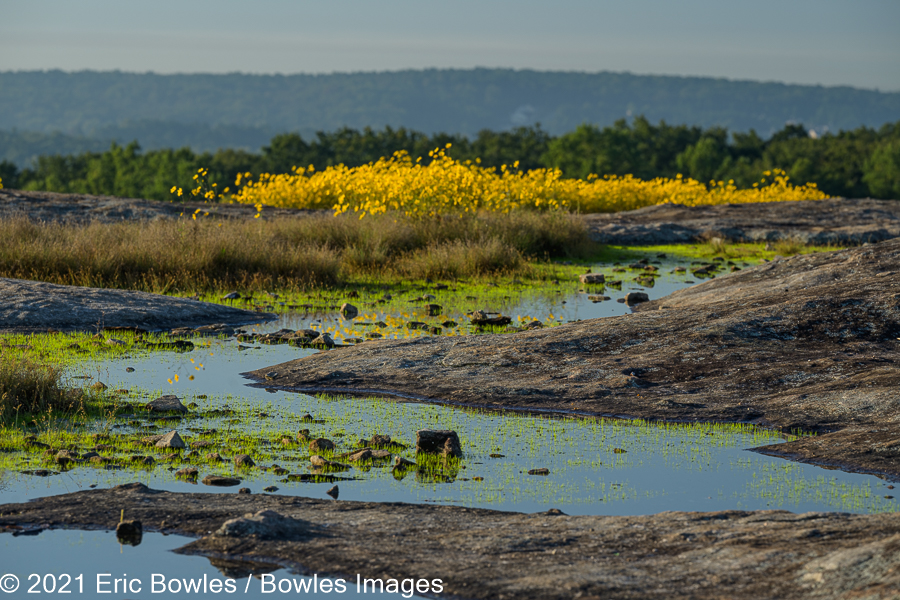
[{"left": 233, "top": 146, "right": 827, "bottom": 217}]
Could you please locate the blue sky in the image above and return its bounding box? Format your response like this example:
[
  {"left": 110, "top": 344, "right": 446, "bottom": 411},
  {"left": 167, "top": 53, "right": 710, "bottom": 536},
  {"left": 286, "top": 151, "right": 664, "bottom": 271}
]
[{"left": 3, "top": 0, "right": 899, "bottom": 90}]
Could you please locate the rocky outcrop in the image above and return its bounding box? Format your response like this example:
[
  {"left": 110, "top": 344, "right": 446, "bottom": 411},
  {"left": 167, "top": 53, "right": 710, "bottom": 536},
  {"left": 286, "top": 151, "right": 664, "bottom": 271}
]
[
  {"left": 0, "top": 277, "right": 274, "bottom": 333},
  {"left": 583, "top": 197, "right": 900, "bottom": 245}
]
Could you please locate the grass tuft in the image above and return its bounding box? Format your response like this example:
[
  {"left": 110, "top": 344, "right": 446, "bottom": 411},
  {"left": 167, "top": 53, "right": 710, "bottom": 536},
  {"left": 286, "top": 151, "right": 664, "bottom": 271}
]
[{"left": 0, "top": 356, "right": 73, "bottom": 418}]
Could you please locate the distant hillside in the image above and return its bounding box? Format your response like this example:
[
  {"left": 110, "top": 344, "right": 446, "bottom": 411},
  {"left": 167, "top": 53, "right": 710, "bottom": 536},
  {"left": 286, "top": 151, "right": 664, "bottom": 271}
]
[{"left": 1, "top": 69, "right": 898, "bottom": 156}]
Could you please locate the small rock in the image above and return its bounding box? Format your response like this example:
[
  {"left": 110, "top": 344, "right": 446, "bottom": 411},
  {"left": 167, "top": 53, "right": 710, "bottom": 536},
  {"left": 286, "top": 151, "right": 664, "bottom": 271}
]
[
  {"left": 263, "top": 486, "right": 279, "bottom": 492},
  {"left": 416, "top": 429, "right": 462, "bottom": 458},
  {"left": 310, "top": 455, "right": 350, "bottom": 470},
  {"left": 264, "top": 371, "right": 279, "bottom": 380},
  {"left": 222, "top": 291, "right": 241, "bottom": 300},
  {"left": 340, "top": 303, "right": 359, "bottom": 319},
  {"left": 125, "top": 367, "right": 135, "bottom": 373},
  {"left": 394, "top": 456, "right": 416, "bottom": 468},
  {"left": 624, "top": 292, "right": 650, "bottom": 305},
  {"left": 206, "top": 452, "right": 224, "bottom": 462},
  {"left": 424, "top": 304, "right": 442, "bottom": 316},
  {"left": 310, "top": 333, "right": 335, "bottom": 348},
  {"left": 580, "top": 273, "right": 605, "bottom": 285},
  {"left": 369, "top": 434, "right": 393, "bottom": 448},
  {"left": 202, "top": 475, "right": 242, "bottom": 487},
  {"left": 345, "top": 449, "right": 373, "bottom": 462},
  {"left": 55, "top": 450, "right": 78, "bottom": 467},
  {"left": 238, "top": 487, "right": 251, "bottom": 494},
  {"left": 326, "top": 485, "right": 339, "bottom": 499},
  {"left": 116, "top": 520, "right": 142, "bottom": 546},
  {"left": 90, "top": 381, "right": 108, "bottom": 391},
  {"left": 146, "top": 395, "right": 188, "bottom": 414},
  {"left": 469, "top": 311, "right": 512, "bottom": 327},
  {"left": 155, "top": 431, "right": 186, "bottom": 449},
  {"left": 175, "top": 466, "right": 199, "bottom": 479},
  {"left": 234, "top": 454, "right": 255, "bottom": 468},
  {"left": 309, "top": 438, "right": 335, "bottom": 453},
  {"left": 528, "top": 468, "right": 550, "bottom": 475}
]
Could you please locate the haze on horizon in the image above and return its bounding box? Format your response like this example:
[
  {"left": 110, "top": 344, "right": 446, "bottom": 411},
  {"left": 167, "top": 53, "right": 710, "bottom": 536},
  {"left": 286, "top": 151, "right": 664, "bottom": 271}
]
[{"left": 2, "top": 0, "right": 899, "bottom": 92}]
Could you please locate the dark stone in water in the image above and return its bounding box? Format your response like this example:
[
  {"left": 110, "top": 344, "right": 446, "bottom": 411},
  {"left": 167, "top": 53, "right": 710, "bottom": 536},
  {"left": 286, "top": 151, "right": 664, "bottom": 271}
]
[
  {"left": 146, "top": 395, "right": 187, "bottom": 414},
  {"left": 116, "top": 520, "right": 142, "bottom": 546},
  {"left": 202, "top": 475, "right": 242, "bottom": 487},
  {"left": 416, "top": 429, "right": 462, "bottom": 458}
]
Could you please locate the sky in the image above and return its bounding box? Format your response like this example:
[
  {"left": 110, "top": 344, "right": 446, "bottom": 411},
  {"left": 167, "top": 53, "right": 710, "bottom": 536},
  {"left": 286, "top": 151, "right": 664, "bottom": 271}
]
[{"left": 2, "top": 0, "right": 899, "bottom": 91}]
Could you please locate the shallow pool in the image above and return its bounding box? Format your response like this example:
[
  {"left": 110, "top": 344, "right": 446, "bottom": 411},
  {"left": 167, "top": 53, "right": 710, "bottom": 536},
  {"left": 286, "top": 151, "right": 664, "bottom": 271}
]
[{"left": 2, "top": 254, "right": 895, "bottom": 517}]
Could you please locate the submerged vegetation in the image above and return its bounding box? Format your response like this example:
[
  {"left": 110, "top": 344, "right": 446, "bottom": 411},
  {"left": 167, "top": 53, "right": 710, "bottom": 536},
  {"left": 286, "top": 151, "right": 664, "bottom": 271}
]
[{"left": 2, "top": 375, "right": 895, "bottom": 514}]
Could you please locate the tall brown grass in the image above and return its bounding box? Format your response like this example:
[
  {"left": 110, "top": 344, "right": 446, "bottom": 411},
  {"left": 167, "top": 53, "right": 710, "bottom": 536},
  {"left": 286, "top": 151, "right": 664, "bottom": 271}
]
[
  {"left": 0, "top": 356, "right": 73, "bottom": 419},
  {"left": 0, "top": 211, "right": 594, "bottom": 291}
]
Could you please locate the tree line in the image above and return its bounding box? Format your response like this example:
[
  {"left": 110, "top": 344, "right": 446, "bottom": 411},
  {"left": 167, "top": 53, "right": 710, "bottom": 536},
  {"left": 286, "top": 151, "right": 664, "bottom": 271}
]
[{"left": 1, "top": 117, "right": 898, "bottom": 200}]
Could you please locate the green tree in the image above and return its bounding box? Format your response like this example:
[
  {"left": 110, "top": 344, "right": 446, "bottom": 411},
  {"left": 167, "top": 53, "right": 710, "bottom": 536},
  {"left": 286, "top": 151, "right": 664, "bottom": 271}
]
[
  {"left": 675, "top": 134, "right": 730, "bottom": 183},
  {"left": 863, "top": 140, "right": 900, "bottom": 199}
]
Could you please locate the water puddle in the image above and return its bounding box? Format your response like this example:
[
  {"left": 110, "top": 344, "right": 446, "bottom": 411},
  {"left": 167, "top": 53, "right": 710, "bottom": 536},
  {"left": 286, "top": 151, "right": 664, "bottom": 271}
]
[
  {"left": 0, "top": 529, "right": 424, "bottom": 598},
  {"left": 2, "top": 339, "right": 896, "bottom": 516},
  {"left": 2, "top": 251, "right": 895, "bottom": 519}
]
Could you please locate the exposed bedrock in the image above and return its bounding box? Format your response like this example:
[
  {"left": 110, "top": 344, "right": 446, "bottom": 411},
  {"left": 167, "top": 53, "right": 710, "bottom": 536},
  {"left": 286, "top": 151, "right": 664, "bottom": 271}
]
[
  {"left": 0, "top": 277, "right": 274, "bottom": 333},
  {"left": 583, "top": 197, "right": 900, "bottom": 245},
  {"left": 2, "top": 484, "right": 900, "bottom": 600}
]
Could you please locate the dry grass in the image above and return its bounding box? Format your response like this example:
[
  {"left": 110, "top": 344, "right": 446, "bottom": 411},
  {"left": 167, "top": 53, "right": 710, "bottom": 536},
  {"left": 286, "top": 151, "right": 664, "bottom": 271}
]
[
  {"left": 0, "top": 211, "right": 593, "bottom": 292},
  {"left": 0, "top": 356, "right": 74, "bottom": 419}
]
